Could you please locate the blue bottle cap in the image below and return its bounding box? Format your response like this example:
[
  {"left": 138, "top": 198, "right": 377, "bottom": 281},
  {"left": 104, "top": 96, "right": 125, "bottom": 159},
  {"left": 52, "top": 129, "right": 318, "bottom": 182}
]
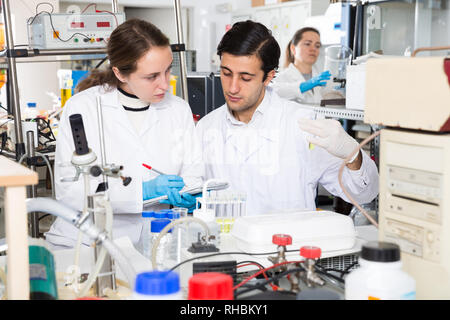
[
  {"left": 27, "top": 102, "right": 37, "bottom": 108},
  {"left": 153, "top": 211, "right": 168, "bottom": 219},
  {"left": 167, "top": 211, "right": 180, "bottom": 219},
  {"left": 151, "top": 218, "right": 172, "bottom": 233},
  {"left": 142, "top": 211, "right": 154, "bottom": 218},
  {"left": 134, "top": 271, "right": 180, "bottom": 295}
]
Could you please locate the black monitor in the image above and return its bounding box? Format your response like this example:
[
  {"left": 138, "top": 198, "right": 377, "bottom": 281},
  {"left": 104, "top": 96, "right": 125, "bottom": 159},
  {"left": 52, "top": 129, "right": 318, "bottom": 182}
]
[{"left": 187, "top": 72, "right": 225, "bottom": 120}]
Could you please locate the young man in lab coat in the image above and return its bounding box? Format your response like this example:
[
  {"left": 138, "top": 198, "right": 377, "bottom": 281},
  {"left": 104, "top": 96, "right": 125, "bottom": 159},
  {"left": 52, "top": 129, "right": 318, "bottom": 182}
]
[{"left": 195, "top": 20, "right": 379, "bottom": 216}]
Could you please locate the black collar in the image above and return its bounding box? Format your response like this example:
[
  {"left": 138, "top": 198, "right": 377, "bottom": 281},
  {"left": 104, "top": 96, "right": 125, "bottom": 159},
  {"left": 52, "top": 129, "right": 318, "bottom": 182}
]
[
  {"left": 123, "top": 105, "right": 150, "bottom": 112},
  {"left": 118, "top": 86, "right": 139, "bottom": 99},
  {"left": 118, "top": 87, "right": 149, "bottom": 112}
]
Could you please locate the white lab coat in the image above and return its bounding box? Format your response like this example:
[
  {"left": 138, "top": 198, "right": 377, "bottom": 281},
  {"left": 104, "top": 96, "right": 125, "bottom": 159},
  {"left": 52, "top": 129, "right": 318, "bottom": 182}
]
[
  {"left": 45, "top": 85, "right": 202, "bottom": 248},
  {"left": 270, "top": 63, "right": 324, "bottom": 104},
  {"left": 195, "top": 87, "right": 379, "bottom": 216}
]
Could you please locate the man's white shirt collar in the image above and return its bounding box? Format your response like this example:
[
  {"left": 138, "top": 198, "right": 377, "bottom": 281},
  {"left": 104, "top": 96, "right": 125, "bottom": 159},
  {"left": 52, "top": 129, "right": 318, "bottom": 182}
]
[
  {"left": 224, "top": 87, "right": 278, "bottom": 142},
  {"left": 225, "top": 86, "right": 272, "bottom": 127}
]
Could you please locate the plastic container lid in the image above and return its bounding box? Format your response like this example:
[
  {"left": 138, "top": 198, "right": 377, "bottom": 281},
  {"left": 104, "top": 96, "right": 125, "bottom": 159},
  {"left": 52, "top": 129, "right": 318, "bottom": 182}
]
[
  {"left": 153, "top": 211, "right": 168, "bottom": 219},
  {"left": 193, "top": 208, "right": 215, "bottom": 222},
  {"left": 361, "top": 241, "right": 400, "bottom": 262},
  {"left": 142, "top": 211, "right": 154, "bottom": 218},
  {"left": 188, "top": 272, "right": 234, "bottom": 300},
  {"left": 151, "top": 218, "right": 172, "bottom": 233},
  {"left": 230, "top": 211, "right": 356, "bottom": 254},
  {"left": 134, "top": 271, "right": 180, "bottom": 295}
]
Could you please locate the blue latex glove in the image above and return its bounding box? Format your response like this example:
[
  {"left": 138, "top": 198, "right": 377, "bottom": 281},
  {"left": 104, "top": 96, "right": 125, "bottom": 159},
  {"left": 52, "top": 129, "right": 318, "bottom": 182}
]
[
  {"left": 299, "top": 70, "right": 331, "bottom": 93},
  {"left": 164, "top": 193, "right": 201, "bottom": 213},
  {"left": 142, "top": 175, "right": 185, "bottom": 204}
]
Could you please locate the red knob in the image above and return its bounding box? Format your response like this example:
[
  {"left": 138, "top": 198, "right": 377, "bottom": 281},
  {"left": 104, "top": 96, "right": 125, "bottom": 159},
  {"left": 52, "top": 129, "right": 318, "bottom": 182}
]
[
  {"left": 300, "top": 246, "right": 322, "bottom": 259},
  {"left": 272, "top": 234, "right": 292, "bottom": 246}
]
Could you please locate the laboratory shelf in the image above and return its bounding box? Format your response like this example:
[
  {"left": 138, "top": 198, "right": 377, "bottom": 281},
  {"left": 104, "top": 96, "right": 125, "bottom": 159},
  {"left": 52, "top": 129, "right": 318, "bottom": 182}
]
[
  {"left": 0, "top": 47, "right": 107, "bottom": 58},
  {"left": 0, "top": 55, "right": 106, "bottom": 65},
  {"left": 300, "top": 104, "right": 365, "bottom": 121}
]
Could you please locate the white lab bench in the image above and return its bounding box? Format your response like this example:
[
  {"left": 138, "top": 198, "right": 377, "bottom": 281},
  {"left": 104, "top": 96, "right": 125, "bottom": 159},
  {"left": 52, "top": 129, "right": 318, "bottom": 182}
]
[
  {"left": 0, "top": 220, "right": 378, "bottom": 299},
  {"left": 45, "top": 223, "right": 377, "bottom": 299}
]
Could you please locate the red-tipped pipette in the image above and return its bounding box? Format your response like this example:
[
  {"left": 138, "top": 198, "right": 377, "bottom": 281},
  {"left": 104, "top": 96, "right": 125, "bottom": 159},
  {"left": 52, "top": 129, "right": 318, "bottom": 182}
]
[{"left": 142, "top": 163, "right": 166, "bottom": 175}]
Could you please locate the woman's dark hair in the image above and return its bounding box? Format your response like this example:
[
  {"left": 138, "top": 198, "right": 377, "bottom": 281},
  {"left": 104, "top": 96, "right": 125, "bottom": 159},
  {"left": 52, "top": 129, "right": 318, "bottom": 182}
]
[
  {"left": 285, "top": 27, "right": 320, "bottom": 68},
  {"left": 217, "top": 20, "right": 280, "bottom": 82},
  {"left": 76, "top": 18, "right": 170, "bottom": 93}
]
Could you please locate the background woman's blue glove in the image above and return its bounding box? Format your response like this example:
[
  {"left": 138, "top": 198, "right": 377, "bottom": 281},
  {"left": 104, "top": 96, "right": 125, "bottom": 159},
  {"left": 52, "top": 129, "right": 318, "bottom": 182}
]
[
  {"left": 299, "top": 70, "right": 331, "bottom": 93},
  {"left": 142, "top": 175, "right": 185, "bottom": 204}
]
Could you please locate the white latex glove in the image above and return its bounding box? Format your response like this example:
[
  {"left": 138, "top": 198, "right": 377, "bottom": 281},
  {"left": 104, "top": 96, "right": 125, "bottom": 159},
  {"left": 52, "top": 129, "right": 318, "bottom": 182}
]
[{"left": 298, "top": 118, "right": 360, "bottom": 162}]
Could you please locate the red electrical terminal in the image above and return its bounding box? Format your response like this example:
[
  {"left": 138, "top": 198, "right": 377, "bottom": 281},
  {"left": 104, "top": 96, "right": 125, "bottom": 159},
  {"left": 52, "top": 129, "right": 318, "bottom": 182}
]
[
  {"left": 272, "top": 234, "right": 292, "bottom": 246},
  {"left": 300, "top": 246, "right": 322, "bottom": 259}
]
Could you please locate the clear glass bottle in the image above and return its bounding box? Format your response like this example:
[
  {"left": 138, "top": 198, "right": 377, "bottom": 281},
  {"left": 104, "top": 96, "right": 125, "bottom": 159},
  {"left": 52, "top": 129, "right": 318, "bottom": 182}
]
[
  {"left": 323, "top": 44, "right": 353, "bottom": 98},
  {"left": 171, "top": 207, "right": 189, "bottom": 263},
  {"left": 150, "top": 218, "right": 174, "bottom": 270},
  {"left": 140, "top": 211, "right": 154, "bottom": 258},
  {"left": 171, "top": 207, "right": 188, "bottom": 219},
  {"left": 166, "top": 210, "right": 181, "bottom": 265}
]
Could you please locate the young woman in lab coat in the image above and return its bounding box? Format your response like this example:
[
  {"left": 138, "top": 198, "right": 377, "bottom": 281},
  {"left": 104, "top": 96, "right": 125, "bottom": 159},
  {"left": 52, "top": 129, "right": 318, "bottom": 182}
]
[
  {"left": 46, "top": 19, "right": 202, "bottom": 249},
  {"left": 195, "top": 20, "right": 379, "bottom": 216},
  {"left": 270, "top": 27, "right": 330, "bottom": 104}
]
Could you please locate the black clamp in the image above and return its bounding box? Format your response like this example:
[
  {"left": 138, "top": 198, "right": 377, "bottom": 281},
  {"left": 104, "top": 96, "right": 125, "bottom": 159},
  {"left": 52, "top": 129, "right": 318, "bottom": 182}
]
[
  {"left": 170, "top": 43, "right": 186, "bottom": 52},
  {"left": 333, "top": 77, "right": 347, "bottom": 88},
  {"left": 6, "top": 48, "right": 39, "bottom": 58},
  {"left": 25, "top": 156, "right": 39, "bottom": 166},
  {"left": 95, "top": 182, "right": 109, "bottom": 193}
]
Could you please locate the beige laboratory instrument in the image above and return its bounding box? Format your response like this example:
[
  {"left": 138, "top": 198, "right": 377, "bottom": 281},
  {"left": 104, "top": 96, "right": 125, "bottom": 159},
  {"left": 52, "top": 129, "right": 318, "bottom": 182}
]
[{"left": 365, "top": 55, "right": 450, "bottom": 299}]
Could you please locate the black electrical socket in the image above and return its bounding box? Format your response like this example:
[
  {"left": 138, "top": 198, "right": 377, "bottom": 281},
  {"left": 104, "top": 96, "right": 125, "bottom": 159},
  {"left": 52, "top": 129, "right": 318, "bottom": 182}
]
[{"left": 193, "top": 260, "right": 237, "bottom": 283}]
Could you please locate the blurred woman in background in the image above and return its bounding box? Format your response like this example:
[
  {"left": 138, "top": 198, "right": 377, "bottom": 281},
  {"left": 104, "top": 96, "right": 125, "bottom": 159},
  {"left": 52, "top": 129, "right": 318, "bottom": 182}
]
[{"left": 271, "top": 27, "right": 330, "bottom": 104}]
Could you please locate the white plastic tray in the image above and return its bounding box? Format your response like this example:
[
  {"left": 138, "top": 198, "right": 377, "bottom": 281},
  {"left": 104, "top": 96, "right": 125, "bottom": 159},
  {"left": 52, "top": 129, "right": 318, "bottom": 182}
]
[{"left": 230, "top": 210, "right": 356, "bottom": 254}]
